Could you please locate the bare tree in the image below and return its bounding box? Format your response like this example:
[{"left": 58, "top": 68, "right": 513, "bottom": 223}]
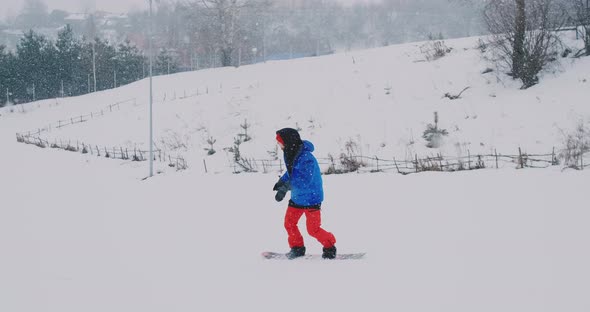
[
  {"left": 569, "top": 0, "right": 590, "bottom": 56},
  {"left": 185, "top": 0, "right": 269, "bottom": 67},
  {"left": 483, "top": 0, "right": 567, "bottom": 88}
]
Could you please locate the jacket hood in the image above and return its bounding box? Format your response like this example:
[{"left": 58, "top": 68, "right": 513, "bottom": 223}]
[{"left": 302, "top": 140, "right": 315, "bottom": 153}]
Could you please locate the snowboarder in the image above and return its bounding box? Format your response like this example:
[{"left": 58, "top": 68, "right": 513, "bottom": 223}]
[{"left": 273, "top": 128, "right": 337, "bottom": 259}]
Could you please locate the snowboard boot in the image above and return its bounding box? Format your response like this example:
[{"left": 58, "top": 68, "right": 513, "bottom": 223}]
[
  {"left": 322, "top": 246, "right": 337, "bottom": 259},
  {"left": 286, "top": 246, "right": 306, "bottom": 259}
]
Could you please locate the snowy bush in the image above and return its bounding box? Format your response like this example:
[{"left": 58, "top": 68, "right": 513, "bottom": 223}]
[
  {"left": 420, "top": 33, "right": 452, "bottom": 61},
  {"left": 417, "top": 157, "right": 442, "bottom": 172},
  {"left": 205, "top": 136, "right": 216, "bottom": 155},
  {"left": 423, "top": 112, "right": 448, "bottom": 148},
  {"left": 339, "top": 138, "right": 364, "bottom": 173},
  {"left": 227, "top": 137, "right": 242, "bottom": 163},
  {"left": 239, "top": 119, "right": 252, "bottom": 142},
  {"left": 160, "top": 130, "right": 188, "bottom": 151},
  {"left": 324, "top": 139, "right": 365, "bottom": 174},
  {"left": 324, "top": 154, "right": 340, "bottom": 175},
  {"left": 226, "top": 136, "right": 256, "bottom": 173},
  {"left": 476, "top": 38, "right": 488, "bottom": 53},
  {"left": 559, "top": 121, "right": 590, "bottom": 169}
]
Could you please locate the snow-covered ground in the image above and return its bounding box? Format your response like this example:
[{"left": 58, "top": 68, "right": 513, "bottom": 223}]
[{"left": 1, "top": 33, "right": 590, "bottom": 312}]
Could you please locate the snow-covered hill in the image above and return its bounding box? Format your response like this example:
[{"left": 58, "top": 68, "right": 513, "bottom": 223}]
[
  {"left": 2, "top": 33, "right": 589, "bottom": 173},
  {"left": 1, "top": 34, "right": 590, "bottom": 312}
]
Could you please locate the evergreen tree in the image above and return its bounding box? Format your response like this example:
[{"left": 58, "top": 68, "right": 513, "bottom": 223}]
[
  {"left": 55, "top": 24, "right": 83, "bottom": 96},
  {"left": 92, "top": 38, "right": 117, "bottom": 91},
  {"left": 115, "top": 40, "right": 145, "bottom": 86},
  {"left": 155, "top": 49, "right": 180, "bottom": 75},
  {"left": 16, "top": 30, "right": 58, "bottom": 101},
  {"left": 0, "top": 45, "right": 17, "bottom": 106}
]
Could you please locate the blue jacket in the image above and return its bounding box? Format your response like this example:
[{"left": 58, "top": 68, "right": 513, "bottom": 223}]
[{"left": 279, "top": 140, "right": 324, "bottom": 207}]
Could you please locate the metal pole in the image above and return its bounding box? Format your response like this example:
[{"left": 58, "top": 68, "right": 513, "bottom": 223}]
[
  {"left": 262, "top": 16, "right": 266, "bottom": 62},
  {"left": 92, "top": 41, "right": 97, "bottom": 92},
  {"left": 149, "top": 0, "right": 154, "bottom": 177}
]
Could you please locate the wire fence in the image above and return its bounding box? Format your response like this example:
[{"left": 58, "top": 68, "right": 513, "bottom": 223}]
[
  {"left": 18, "top": 98, "right": 137, "bottom": 137},
  {"left": 15, "top": 97, "right": 188, "bottom": 170},
  {"left": 16, "top": 132, "right": 188, "bottom": 170},
  {"left": 13, "top": 95, "right": 587, "bottom": 175},
  {"left": 16, "top": 126, "right": 588, "bottom": 175},
  {"left": 220, "top": 147, "right": 588, "bottom": 175}
]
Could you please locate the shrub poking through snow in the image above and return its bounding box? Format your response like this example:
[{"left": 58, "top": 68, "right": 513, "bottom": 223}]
[
  {"left": 423, "top": 112, "right": 448, "bottom": 148},
  {"left": 559, "top": 120, "right": 590, "bottom": 169},
  {"left": 420, "top": 33, "right": 452, "bottom": 61},
  {"left": 239, "top": 119, "right": 251, "bottom": 142},
  {"left": 226, "top": 135, "right": 256, "bottom": 173},
  {"left": 205, "top": 136, "right": 216, "bottom": 155},
  {"left": 339, "top": 138, "right": 364, "bottom": 173}
]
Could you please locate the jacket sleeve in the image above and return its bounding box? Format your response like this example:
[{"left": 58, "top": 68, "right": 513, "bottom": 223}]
[{"left": 279, "top": 171, "right": 290, "bottom": 183}]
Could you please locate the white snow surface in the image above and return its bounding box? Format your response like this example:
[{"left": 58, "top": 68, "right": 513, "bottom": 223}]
[{"left": 1, "top": 34, "right": 590, "bottom": 312}]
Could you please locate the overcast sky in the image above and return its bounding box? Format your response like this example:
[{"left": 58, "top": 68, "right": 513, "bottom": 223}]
[{"left": 2, "top": 0, "right": 381, "bottom": 21}]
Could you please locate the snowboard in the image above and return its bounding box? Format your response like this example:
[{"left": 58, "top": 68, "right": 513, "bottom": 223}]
[{"left": 262, "top": 251, "right": 366, "bottom": 260}]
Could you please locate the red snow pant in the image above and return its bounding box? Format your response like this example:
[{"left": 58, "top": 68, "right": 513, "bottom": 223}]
[{"left": 284, "top": 206, "right": 336, "bottom": 248}]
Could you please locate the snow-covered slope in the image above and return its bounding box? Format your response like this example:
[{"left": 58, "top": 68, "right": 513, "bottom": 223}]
[
  {"left": 1, "top": 33, "right": 590, "bottom": 312},
  {"left": 2, "top": 33, "right": 589, "bottom": 173}
]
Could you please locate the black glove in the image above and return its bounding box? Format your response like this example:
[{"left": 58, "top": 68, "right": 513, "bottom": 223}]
[
  {"left": 273, "top": 179, "right": 284, "bottom": 191},
  {"left": 273, "top": 179, "right": 290, "bottom": 202}
]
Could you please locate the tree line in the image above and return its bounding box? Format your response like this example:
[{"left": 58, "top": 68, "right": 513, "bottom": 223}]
[
  {"left": 0, "top": 25, "right": 179, "bottom": 106},
  {"left": 2, "top": 0, "right": 587, "bottom": 105}
]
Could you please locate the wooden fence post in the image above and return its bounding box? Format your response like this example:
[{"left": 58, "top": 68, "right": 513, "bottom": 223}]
[
  {"left": 393, "top": 157, "right": 401, "bottom": 174},
  {"left": 203, "top": 159, "right": 208, "bottom": 173},
  {"left": 468, "top": 150, "right": 471, "bottom": 170},
  {"left": 495, "top": 149, "right": 499, "bottom": 169},
  {"left": 518, "top": 147, "right": 524, "bottom": 168},
  {"left": 415, "top": 154, "right": 419, "bottom": 173}
]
